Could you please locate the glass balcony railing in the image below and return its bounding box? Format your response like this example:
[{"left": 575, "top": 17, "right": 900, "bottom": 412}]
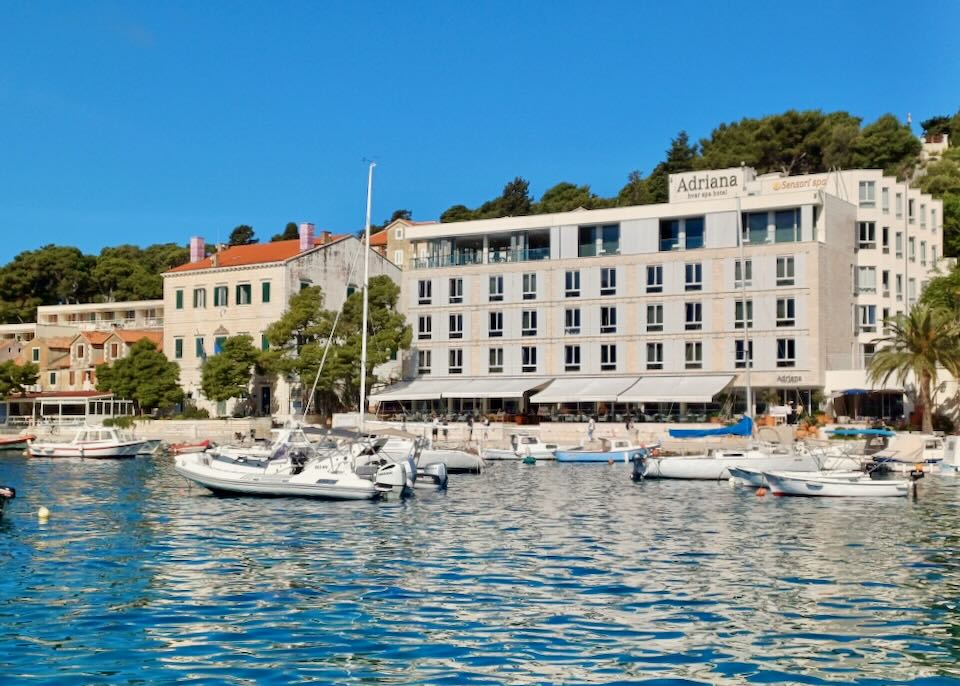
[{"left": 412, "top": 247, "right": 550, "bottom": 269}]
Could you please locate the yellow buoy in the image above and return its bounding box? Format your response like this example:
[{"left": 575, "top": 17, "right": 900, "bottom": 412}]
[{"left": 37, "top": 505, "right": 50, "bottom": 520}]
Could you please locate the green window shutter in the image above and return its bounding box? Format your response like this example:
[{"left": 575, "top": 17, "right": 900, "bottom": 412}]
[{"left": 262, "top": 281, "right": 271, "bottom": 303}]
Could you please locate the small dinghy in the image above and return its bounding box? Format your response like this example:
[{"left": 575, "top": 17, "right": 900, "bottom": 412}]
[
  {"left": 0, "top": 485, "right": 14, "bottom": 518},
  {"left": 556, "top": 438, "right": 651, "bottom": 463},
  {"left": 729, "top": 465, "right": 865, "bottom": 488},
  {"left": 484, "top": 432, "right": 559, "bottom": 461},
  {"left": 764, "top": 471, "right": 913, "bottom": 497},
  {"left": 0, "top": 435, "right": 34, "bottom": 452},
  {"left": 169, "top": 439, "right": 214, "bottom": 455}
]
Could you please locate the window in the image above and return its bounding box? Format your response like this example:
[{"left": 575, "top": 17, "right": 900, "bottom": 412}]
[
  {"left": 565, "top": 308, "right": 581, "bottom": 335},
  {"left": 76, "top": 344, "right": 85, "bottom": 359},
  {"left": 521, "top": 310, "right": 538, "bottom": 336},
  {"left": 895, "top": 232, "right": 904, "bottom": 258},
  {"left": 600, "top": 306, "right": 617, "bottom": 334},
  {"left": 908, "top": 198, "right": 916, "bottom": 222},
  {"left": 776, "top": 339, "right": 796, "bottom": 368},
  {"left": 521, "top": 346, "right": 537, "bottom": 373},
  {"left": 174, "top": 338, "right": 183, "bottom": 359},
  {"left": 448, "top": 349, "right": 463, "bottom": 374},
  {"left": 685, "top": 263, "right": 702, "bottom": 291},
  {"left": 488, "top": 311, "right": 503, "bottom": 337},
  {"left": 743, "top": 212, "right": 769, "bottom": 244},
  {"left": 896, "top": 192, "right": 903, "bottom": 217},
  {"left": 882, "top": 226, "right": 890, "bottom": 253},
  {"left": 857, "top": 222, "right": 876, "bottom": 249},
  {"left": 896, "top": 274, "right": 903, "bottom": 301},
  {"left": 685, "top": 302, "right": 702, "bottom": 331},
  {"left": 859, "top": 180, "right": 876, "bottom": 207},
  {"left": 646, "top": 265, "right": 663, "bottom": 293},
  {"left": 522, "top": 273, "right": 537, "bottom": 300},
  {"left": 49, "top": 372, "right": 56, "bottom": 386},
  {"left": 921, "top": 241, "right": 927, "bottom": 266},
  {"left": 488, "top": 348, "right": 503, "bottom": 373},
  {"left": 299, "top": 280, "right": 311, "bottom": 292},
  {"left": 417, "top": 350, "right": 432, "bottom": 375},
  {"left": 857, "top": 266, "right": 877, "bottom": 294},
  {"left": 776, "top": 256, "right": 795, "bottom": 286},
  {"left": 685, "top": 341, "right": 702, "bottom": 370},
  {"left": 449, "top": 313, "right": 463, "bottom": 339},
  {"left": 579, "top": 224, "right": 620, "bottom": 257},
  {"left": 646, "top": 342, "right": 663, "bottom": 370},
  {"left": 449, "top": 278, "right": 463, "bottom": 304},
  {"left": 775, "top": 209, "right": 800, "bottom": 243},
  {"left": 908, "top": 278, "right": 917, "bottom": 304},
  {"left": 734, "top": 259, "right": 752, "bottom": 288},
  {"left": 193, "top": 288, "right": 206, "bottom": 308},
  {"left": 882, "top": 270, "right": 890, "bottom": 297},
  {"left": 195, "top": 337, "right": 205, "bottom": 359},
  {"left": 236, "top": 284, "right": 252, "bottom": 305},
  {"left": 646, "top": 304, "right": 663, "bottom": 332},
  {"left": 109, "top": 343, "right": 118, "bottom": 358},
  {"left": 600, "top": 344, "right": 617, "bottom": 371},
  {"left": 858, "top": 305, "right": 877, "bottom": 333},
  {"left": 214, "top": 336, "right": 227, "bottom": 354},
  {"left": 394, "top": 250, "right": 404, "bottom": 265},
  {"left": 921, "top": 203, "right": 927, "bottom": 228},
  {"left": 261, "top": 334, "right": 269, "bottom": 352},
  {"left": 932, "top": 209, "right": 937, "bottom": 229},
  {"left": 735, "top": 340, "right": 753, "bottom": 369},
  {"left": 418, "top": 279, "right": 432, "bottom": 305},
  {"left": 882, "top": 308, "right": 892, "bottom": 334},
  {"left": 776, "top": 298, "right": 796, "bottom": 327},
  {"left": 882, "top": 187, "right": 890, "bottom": 213},
  {"left": 564, "top": 270, "right": 580, "bottom": 297},
  {"left": 418, "top": 315, "right": 432, "bottom": 340},
  {"left": 684, "top": 216, "right": 705, "bottom": 250},
  {"left": 908, "top": 237, "right": 916, "bottom": 262},
  {"left": 395, "top": 226, "right": 404, "bottom": 240},
  {"left": 31, "top": 347, "right": 39, "bottom": 362},
  {"left": 214, "top": 285, "right": 228, "bottom": 307},
  {"left": 564, "top": 345, "right": 581, "bottom": 372},
  {"left": 175, "top": 289, "right": 184, "bottom": 310},
  {"left": 933, "top": 246, "right": 938, "bottom": 264},
  {"left": 734, "top": 299, "right": 753, "bottom": 329},
  {"left": 488, "top": 275, "right": 504, "bottom": 302},
  {"left": 600, "top": 268, "right": 617, "bottom": 296},
  {"left": 659, "top": 219, "right": 680, "bottom": 251},
  {"left": 863, "top": 343, "right": 876, "bottom": 367}
]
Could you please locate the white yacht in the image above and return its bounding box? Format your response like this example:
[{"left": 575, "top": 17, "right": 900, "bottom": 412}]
[{"left": 28, "top": 425, "right": 146, "bottom": 459}]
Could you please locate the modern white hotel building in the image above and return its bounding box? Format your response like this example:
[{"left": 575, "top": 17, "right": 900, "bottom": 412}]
[{"left": 372, "top": 166, "right": 944, "bottom": 419}]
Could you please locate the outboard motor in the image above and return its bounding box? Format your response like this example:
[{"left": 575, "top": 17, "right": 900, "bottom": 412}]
[
  {"left": 630, "top": 449, "right": 648, "bottom": 482},
  {"left": 289, "top": 449, "right": 309, "bottom": 475},
  {"left": 375, "top": 463, "right": 412, "bottom": 496},
  {"left": 417, "top": 462, "right": 449, "bottom": 489}
]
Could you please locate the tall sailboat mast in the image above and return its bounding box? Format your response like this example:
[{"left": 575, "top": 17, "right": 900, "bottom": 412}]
[
  {"left": 735, "top": 169, "right": 753, "bottom": 419},
  {"left": 358, "top": 161, "right": 376, "bottom": 434}
]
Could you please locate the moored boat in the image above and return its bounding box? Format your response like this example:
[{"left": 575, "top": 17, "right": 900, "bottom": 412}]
[
  {"left": 0, "top": 435, "right": 34, "bottom": 452},
  {"left": 169, "top": 439, "right": 213, "bottom": 455},
  {"left": 635, "top": 447, "right": 819, "bottom": 480},
  {"left": 28, "top": 425, "right": 146, "bottom": 458},
  {"left": 764, "top": 471, "right": 913, "bottom": 497},
  {"left": 483, "top": 432, "right": 559, "bottom": 461},
  {"left": 728, "top": 465, "right": 866, "bottom": 488},
  {"left": 556, "top": 438, "right": 650, "bottom": 463}
]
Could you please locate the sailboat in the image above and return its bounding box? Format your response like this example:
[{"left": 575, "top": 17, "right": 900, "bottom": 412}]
[{"left": 175, "top": 163, "right": 418, "bottom": 499}]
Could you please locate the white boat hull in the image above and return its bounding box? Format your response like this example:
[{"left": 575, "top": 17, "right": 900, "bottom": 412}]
[
  {"left": 640, "top": 452, "right": 818, "bottom": 480},
  {"left": 417, "top": 448, "right": 484, "bottom": 473},
  {"left": 729, "top": 466, "right": 865, "bottom": 488},
  {"left": 29, "top": 440, "right": 145, "bottom": 458},
  {"left": 483, "top": 448, "right": 556, "bottom": 461},
  {"left": 765, "top": 472, "right": 912, "bottom": 497}
]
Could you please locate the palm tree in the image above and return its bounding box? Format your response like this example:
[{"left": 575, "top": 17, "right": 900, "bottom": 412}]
[{"left": 867, "top": 305, "right": 960, "bottom": 433}]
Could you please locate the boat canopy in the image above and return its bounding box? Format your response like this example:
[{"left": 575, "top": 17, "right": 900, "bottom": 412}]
[
  {"left": 441, "top": 377, "right": 551, "bottom": 399},
  {"left": 530, "top": 377, "right": 640, "bottom": 403},
  {"left": 668, "top": 415, "right": 753, "bottom": 438},
  {"left": 617, "top": 375, "right": 733, "bottom": 403}
]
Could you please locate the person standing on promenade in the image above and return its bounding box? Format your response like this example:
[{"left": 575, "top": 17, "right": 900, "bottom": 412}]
[
  {"left": 466, "top": 415, "right": 474, "bottom": 443},
  {"left": 587, "top": 416, "right": 596, "bottom": 442},
  {"left": 432, "top": 415, "right": 439, "bottom": 444}
]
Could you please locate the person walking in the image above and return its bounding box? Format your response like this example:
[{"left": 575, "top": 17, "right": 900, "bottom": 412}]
[
  {"left": 431, "top": 415, "right": 439, "bottom": 444},
  {"left": 466, "top": 415, "right": 474, "bottom": 442},
  {"left": 442, "top": 418, "right": 449, "bottom": 442},
  {"left": 587, "top": 416, "right": 596, "bottom": 442}
]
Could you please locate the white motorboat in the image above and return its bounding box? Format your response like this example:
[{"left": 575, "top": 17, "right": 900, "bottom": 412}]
[
  {"left": 729, "top": 465, "right": 865, "bottom": 488},
  {"left": 634, "top": 446, "right": 818, "bottom": 480},
  {"left": 764, "top": 471, "right": 913, "bottom": 497},
  {"left": 556, "top": 438, "right": 651, "bottom": 463},
  {"left": 28, "top": 425, "right": 146, "bottom": 459},
  {"left": 174, "top": 439, "right": 415, "bottom": 500},
  {"left": 867, "top": 433, "right": 946, "bottom": 473},
  {"left": 483, "top": 433, "right": 559, "bottom": 461}
]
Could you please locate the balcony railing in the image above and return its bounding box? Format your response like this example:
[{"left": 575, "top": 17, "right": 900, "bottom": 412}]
[{"left": 412, "top": 247, "right": 550, "bottom": 270}]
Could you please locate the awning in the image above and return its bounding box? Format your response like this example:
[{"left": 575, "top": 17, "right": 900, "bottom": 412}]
[
  {"left": 530, "top": 377, "right": 640, "bottom": 404},
  {"left": 442, "top": 377, "right": 552, "bottom": 399},
  {"left": 618, "top": 375, "right": 734, "bottom": 403},
  {"left": 369, "top": 378, "right": 462, "bottom": 402}
]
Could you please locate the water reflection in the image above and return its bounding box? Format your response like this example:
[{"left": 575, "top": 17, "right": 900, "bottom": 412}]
[{"left": 1, "top": 455, "right": 960, "bottom": 683}]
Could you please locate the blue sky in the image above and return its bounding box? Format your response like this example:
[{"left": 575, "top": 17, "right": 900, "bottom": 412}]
[{"left": 1, "top": 1, "right": 957, "bottom": 262}]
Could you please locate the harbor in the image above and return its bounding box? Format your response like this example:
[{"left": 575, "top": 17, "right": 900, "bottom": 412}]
[{"left": 1, "top": 452, "right": 960, "bottom": 683}]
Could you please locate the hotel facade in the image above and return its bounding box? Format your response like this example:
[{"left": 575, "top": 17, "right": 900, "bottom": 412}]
[{"left": 373, "top": 166, "right": 943, "bottom": 418}]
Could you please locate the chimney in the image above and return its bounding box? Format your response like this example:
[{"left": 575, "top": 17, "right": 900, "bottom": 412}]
[
  {"left": 299, "top": 222, "right": 315, "bottom": 252},
  {"left": 189, "top": 237, "right": 205, "bottom": 263},
  {"left": 320, "top": 230, "right": 332, "bottom": 244}
]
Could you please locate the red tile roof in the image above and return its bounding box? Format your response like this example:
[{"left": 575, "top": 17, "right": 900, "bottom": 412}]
[
  {"left": 166, "top": 235, "right": 348, "bottom": 274},
  {"left": 78, "top": 331, "right": 112, "bottom": 345},
  {"left": 111, "top": 330, "right": 163, "bottom": 349},
  {"left": 369, "top": 230, "right": 388, "bottom": 246}
]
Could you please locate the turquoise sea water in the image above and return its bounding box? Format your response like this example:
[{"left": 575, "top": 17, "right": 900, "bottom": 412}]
[{"left": 1, "top": 455, "right": 960, "bottom": 684}]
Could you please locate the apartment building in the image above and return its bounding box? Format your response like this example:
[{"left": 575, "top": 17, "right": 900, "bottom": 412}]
[
  {"left": 36, "top": 300, "right": 163, "bottom": 332},
  {"left": 374, "top": 166, "right": 942, "bottom": 418},
  {"left": 162, "top": 225, "right": 401, "bottom": 417}
]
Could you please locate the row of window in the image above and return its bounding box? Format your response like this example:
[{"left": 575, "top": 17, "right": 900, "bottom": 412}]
[
  {"left": 856, "top": 267, "right": 918, "bottom": 302},
  {"left": 416, "top": 339, "right": 798, "bottom": 375},
  {"left": 416, "top": 257, "right": 798, "bottom": 306},
  {"left": 860, "top": 181, "right": 937, "bottom": 228},
  {"left": 856, "top": 222, "right": 936, "bottom": 263},
  {"left": 175, "top": 282, "right": 271, "bottom": 310},
  {"left": 173, "top": 334, "right": 270, "bottom": 359},
  {"left": 416, "top": 297, "right": 801, "bottom": 340}
]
